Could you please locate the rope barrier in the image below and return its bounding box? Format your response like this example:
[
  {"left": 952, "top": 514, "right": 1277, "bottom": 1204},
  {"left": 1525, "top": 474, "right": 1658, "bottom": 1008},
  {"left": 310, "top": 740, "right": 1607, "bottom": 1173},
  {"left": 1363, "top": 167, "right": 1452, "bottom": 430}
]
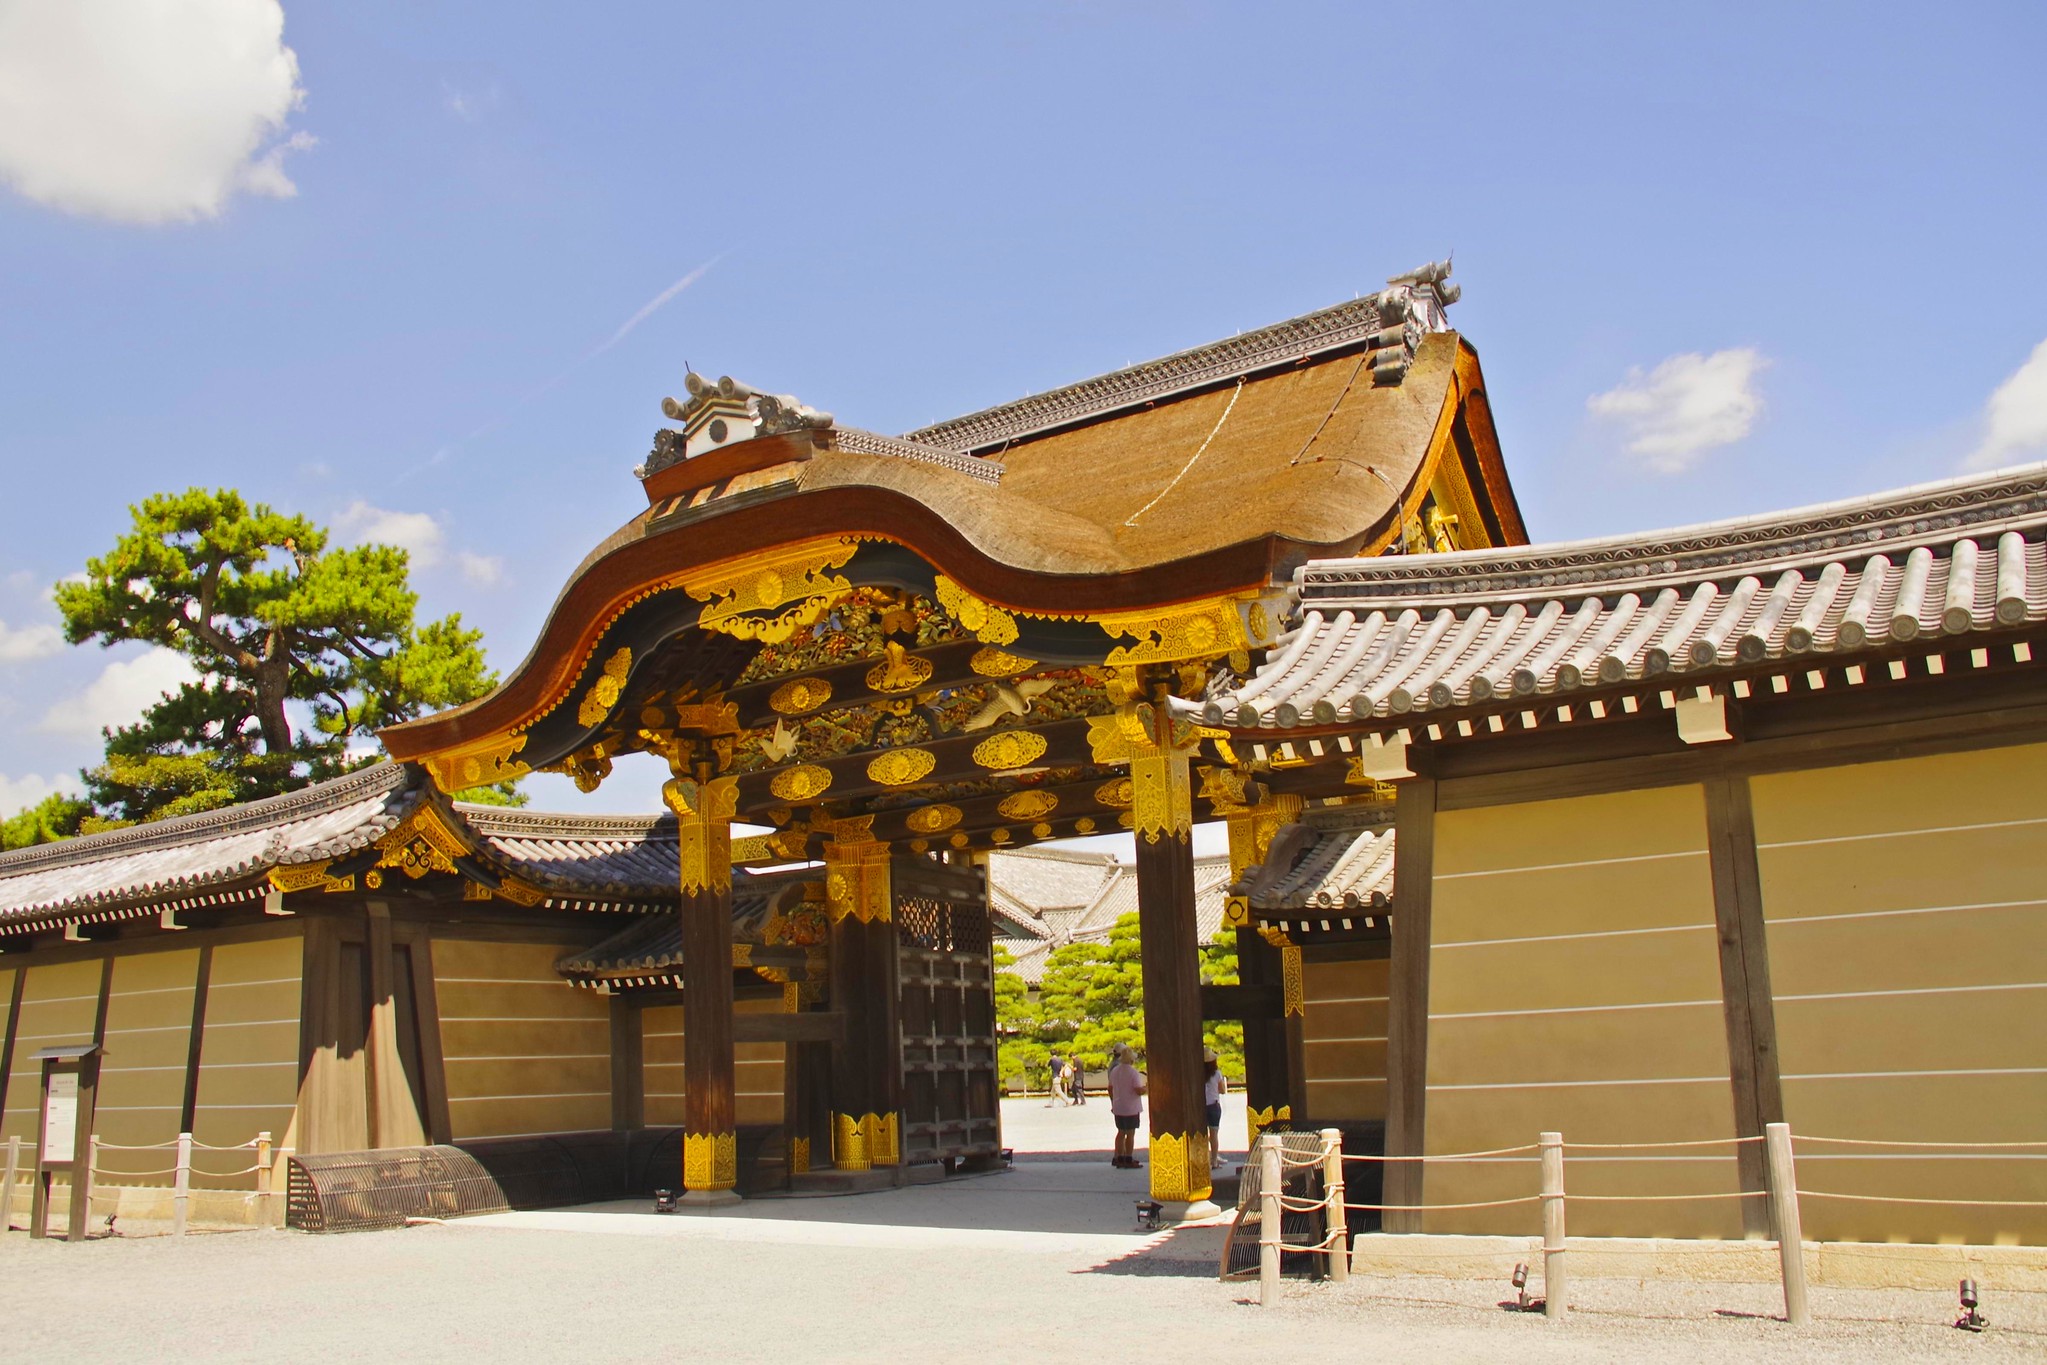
[
  {"left": 1798, "top": 1189, "right": 2047, "bottom": 1208},
  {"left": 1566, "top": 1190, "right": 1758, "bottom": 1203},
  {"left": 1344, "top": 1195, "right": 1544, "bottom": 1212},
  {"left": 93, "top": 1164, "right": 179, "bottom": 1177},
  {"left": 1564, "top": 1135, "right": 1764, "bottom": 1150},
  {"left": 90, "top": 1140, "right": 181, "bottom": 1151},
  {"left": 1341, "top": 1143, "right": 1541, "bottom": 1164},
  {"left": 1797, "top": 1134, "right": 2047, "bottom": 1150}
]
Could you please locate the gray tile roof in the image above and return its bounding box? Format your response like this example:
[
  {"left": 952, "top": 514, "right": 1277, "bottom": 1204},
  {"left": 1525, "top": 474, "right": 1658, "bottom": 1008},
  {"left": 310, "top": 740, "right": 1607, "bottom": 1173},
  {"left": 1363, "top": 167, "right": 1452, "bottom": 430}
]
[
  {"left": 553, "top": 870, "right": 805, "bottom": 983},
  {"left": 0, "top": 763, "right": 702, "bottom": 932},
  {"left": 0, "top": 763, "right": 418, "bottom": 933},
  {"left": 1236, "top": 816, "right": 1395, "bottom": 912},
  {"left": 455, "top": 805, "right": 682, "bottom": 903},
  {"left": 1206, "top": 462, "right": 2047, "bottom": 731}
]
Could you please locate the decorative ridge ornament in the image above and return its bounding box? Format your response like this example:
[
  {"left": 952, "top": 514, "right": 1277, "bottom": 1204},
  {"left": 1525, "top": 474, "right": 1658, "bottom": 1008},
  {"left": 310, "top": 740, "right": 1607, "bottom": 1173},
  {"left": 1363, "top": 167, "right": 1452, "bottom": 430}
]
[{"left": 640, "top": 373, "right": 833, "bottom": 480}]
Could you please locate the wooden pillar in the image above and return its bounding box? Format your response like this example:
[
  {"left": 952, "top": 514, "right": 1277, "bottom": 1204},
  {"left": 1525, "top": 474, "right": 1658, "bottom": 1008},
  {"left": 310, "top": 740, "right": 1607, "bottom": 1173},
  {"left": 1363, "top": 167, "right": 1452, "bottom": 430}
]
[
  {"left": 665, "top": 769, "right": 740, "bottom": 1201},
  {"left": 1382, "top": 775, "right": 1436, "bottom": 1232},
  {"left": 1704, "top": 774, "right": 1785, "bottom": 1237},
  {"left": 610, "top": 995, "right": 644, "bottom": 1133},
  {"left": 1225, "top": 799, "right": 1301, "bottom": 1148},
  {"left": 824, "top": 826, "right": 899, "bottom": 1170},
  {"left": 1235, "top": 931, "right": 1293, "bottom": 1142},
  {"left": 1135, "top": 823, "right": 1212, "bottom": 1204},
  {"left": 365, "top": 904, "right": 426, "bottom": 1150}
]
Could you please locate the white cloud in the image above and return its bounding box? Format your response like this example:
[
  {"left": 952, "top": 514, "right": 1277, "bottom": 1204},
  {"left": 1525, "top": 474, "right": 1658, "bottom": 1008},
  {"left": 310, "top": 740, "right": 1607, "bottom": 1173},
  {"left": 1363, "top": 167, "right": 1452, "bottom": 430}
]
[
  {"left": 457, "top": 552, "right": 505, "bottom": 587},
  {"left": 1964, "top": 339, "right": 2047, "bottom": 472},
  {"left": 0, "top": 0, "right": 311, "bottom": 224},
  {"left": 1587, "top": 348, "right": 1770, "bottom": 474},
  {"left": 0, "top": 770, "right": 82, "bottom": 814},
  {"left": 0, "top": 618, "right": 63, "bottom": 662},
  {"left": 39, "top": 647, "right": 198, "bottom": 737},
  {"left": 336, "top": 500, "right": 446, "bottom": 569}
]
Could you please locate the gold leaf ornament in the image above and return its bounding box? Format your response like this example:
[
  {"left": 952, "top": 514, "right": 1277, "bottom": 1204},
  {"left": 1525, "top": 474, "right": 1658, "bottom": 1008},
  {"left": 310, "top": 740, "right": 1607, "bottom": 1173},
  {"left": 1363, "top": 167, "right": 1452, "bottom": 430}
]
[
  {"left": 866, "top": 748, "right": 936, "bottom": 786},
  {"left": 1095, "top": 776, "right": 1135, "bottom": 808},
  {"left": 968, "top": 647, "right": 1037, "bottom": 677},
  {"left": 971, "top": 729, "right": 1048, "bottom": 771},
  {"left": 576, "top": 647, "right": 633, "bottom": 728},
  {"left": 906, "top": 804, "right": 962, "bottom": 834},
  {"left": 865, "top": 644, "right": 934, "bottom": 693},
  {"left": 770, "top": 677, "right": 832, "bottom": 714},
  {"left": 770, "top": 764, "right": 834, "bottom": 802},
  {"left": 934, "top": 575, "right": 1020, "bottom": 645},
  {"left": 997, "top": 789, "right": 1057, "bottom": 821}
]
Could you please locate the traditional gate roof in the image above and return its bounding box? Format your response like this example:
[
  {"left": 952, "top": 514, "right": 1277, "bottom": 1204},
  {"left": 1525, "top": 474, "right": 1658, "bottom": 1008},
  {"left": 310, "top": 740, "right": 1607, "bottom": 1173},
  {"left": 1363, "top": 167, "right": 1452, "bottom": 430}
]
[
  {"left": 1205, "top": 462, "right": 2047, "bottom": 739},
  {"left": 0, "top": 764, "right": 699, "bottom": 936},
  {"left": 378, "top": 266, "right": 1527, "bottom": 859}
]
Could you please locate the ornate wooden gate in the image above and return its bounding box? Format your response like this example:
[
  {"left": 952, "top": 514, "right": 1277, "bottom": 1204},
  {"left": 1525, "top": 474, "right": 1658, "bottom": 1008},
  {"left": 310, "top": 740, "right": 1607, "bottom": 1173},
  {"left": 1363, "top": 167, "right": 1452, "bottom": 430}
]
[{"left": 893, "top": 858, "right": 1001, "bottom": 1166}]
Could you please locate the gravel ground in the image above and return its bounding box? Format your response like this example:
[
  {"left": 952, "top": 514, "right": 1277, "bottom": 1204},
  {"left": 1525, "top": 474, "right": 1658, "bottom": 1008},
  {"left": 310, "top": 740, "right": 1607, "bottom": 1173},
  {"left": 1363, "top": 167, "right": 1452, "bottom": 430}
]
[
  {"left": 4, "top": 1215, "right": 2041, "bottom": 1364},
  {"left": 3, "top": 1095, "right": 2039, "bottom": 1362}
]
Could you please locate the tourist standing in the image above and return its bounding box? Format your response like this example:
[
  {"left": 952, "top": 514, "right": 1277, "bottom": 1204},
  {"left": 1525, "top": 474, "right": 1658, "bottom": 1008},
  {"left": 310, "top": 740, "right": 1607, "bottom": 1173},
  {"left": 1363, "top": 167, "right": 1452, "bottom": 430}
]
[
  {"left": 1108, "top": 1043, "right": 1146, "bottom": 1168},
  {"left": 1071, "top": 1055, "right": 1087, "bottom": 1105},
  {"left": 1047, "top": 1052, "right": 1066, "bottom": 1107},
  {"left": 1203, "top": 1047, "right": 1226, "bottom": 1167}
]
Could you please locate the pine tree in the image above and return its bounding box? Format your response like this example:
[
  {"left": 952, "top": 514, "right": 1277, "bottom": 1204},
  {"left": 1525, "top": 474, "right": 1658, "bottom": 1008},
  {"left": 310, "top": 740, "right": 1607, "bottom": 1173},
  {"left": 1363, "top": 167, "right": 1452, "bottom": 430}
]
[{"left": 49, "top": 487, "right": 512, "bottom": 828}]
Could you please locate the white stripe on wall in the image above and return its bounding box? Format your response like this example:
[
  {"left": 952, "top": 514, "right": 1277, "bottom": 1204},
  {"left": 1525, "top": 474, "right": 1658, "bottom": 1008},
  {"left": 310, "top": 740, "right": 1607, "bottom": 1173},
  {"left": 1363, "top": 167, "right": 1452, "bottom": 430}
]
[
  {"left": 1433, "top": 998, "right": 1721, "bottom": 1022},
  {"left": 1777, "top": 981, "right": 2047, "bottom": 1004},
  {"left": 1438, "top": 848, "right": 1707, "bottom": 881},
  {"left": 1759, "top": 814, "right": 2047, "bottom": 852},
  {"left": 1431, "top": 1076, "right": 1727, "bottom": 1092},
  {"left": 1438, "top": 922, "right": 1712, "bottom": 951}
]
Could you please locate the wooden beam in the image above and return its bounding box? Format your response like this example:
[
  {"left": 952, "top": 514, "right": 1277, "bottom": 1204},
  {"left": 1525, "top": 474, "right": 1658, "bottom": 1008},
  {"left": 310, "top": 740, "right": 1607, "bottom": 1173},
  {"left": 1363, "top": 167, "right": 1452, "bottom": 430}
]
[
  {"left": 733, "top": 1010, "right": 846, "bottom": 1044},
  {"left": 1382, "top": 775, "right": 1436, "bottom": 1232},
  {"left": 725, "top": 638, "right": 993, "bottom": 729},
  {"left": 734, "top": 716, "right": 1095, "bottom": 814},
  {"left": 1704, "top": 775, "right": 1785, "bottom": 1237}
]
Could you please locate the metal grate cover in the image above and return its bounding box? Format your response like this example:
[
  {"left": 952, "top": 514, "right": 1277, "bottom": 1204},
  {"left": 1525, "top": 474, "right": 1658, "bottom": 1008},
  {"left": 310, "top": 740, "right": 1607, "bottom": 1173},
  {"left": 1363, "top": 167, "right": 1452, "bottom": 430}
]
[{"left": 287, "top": 1146, "right": 510, "bottom": 1233}]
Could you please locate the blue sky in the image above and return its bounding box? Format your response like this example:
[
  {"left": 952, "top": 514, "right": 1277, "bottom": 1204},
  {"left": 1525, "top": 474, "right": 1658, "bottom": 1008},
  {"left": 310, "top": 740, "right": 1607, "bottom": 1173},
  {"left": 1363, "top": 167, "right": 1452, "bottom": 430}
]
[{"left": 2, "top": 1, "right": 2044, "bottom": 833}]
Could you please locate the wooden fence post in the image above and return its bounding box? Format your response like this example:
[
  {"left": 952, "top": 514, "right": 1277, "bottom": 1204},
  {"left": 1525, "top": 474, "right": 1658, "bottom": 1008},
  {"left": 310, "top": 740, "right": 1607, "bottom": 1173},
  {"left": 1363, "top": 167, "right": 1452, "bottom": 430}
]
[
  {"left": 1764, "top": 1121, "right": 1810, "bottom": 1326},
  {"left": 1259, "top": 1135, "right": 1282, "bottom": 1307},
  {"left": 255, "top": 1132, "right": 273, "bottom": 1229},
  {"left": 172, "top": 1132, "right": 193, "bottom": 1238},
  {"left": 2, "top": 1134, "right": 18, "bottom": 1231},
  {"left": 1539, "top": 1131, "right": 1567, "bottom": 1319},
  {"left": 1320, "top": 1128, "right": 1349, "bottom": 1283},
  {"left": 85, "top": 1134, "right": 101, "bottom": 1230}
]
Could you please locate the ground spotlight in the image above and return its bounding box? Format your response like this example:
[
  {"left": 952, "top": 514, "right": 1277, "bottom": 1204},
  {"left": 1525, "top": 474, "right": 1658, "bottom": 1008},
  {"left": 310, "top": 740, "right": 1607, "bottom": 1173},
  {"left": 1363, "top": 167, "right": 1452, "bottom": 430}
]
[
  {"left": 1135, "top": 1199, "right": 1163, "bottom": 1231},
  {"left": 1505, "top": 1262, "right": 1543, "bottom": 1312},
  {"left": 653, "top": 1189, "right": 678, "bottom": 1214},
  {"left": 1956, "top": 1278, "right": 1986, "bottom": 1332}
]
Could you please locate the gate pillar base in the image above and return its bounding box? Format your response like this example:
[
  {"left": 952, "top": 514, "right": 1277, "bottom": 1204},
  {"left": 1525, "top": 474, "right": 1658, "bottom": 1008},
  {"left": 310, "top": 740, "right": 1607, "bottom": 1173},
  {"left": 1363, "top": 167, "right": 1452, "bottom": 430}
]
[
  {"left": 677, "top": 1188, "right": 743, "bottom": 1211},
  {"left": 1155, "top": 1198, "right": 1223, "bottom": 1225}
]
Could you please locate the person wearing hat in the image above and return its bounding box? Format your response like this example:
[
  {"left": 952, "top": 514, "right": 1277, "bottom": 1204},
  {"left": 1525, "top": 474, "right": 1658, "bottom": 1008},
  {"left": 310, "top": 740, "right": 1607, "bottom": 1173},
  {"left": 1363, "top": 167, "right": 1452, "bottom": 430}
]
[
  {"left": 1203, "top": 1046, "right": 1227, "bottom": 1168},
  {"left": 1106, "top": 1043, "right": 1146, "bottom": 1169}
]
